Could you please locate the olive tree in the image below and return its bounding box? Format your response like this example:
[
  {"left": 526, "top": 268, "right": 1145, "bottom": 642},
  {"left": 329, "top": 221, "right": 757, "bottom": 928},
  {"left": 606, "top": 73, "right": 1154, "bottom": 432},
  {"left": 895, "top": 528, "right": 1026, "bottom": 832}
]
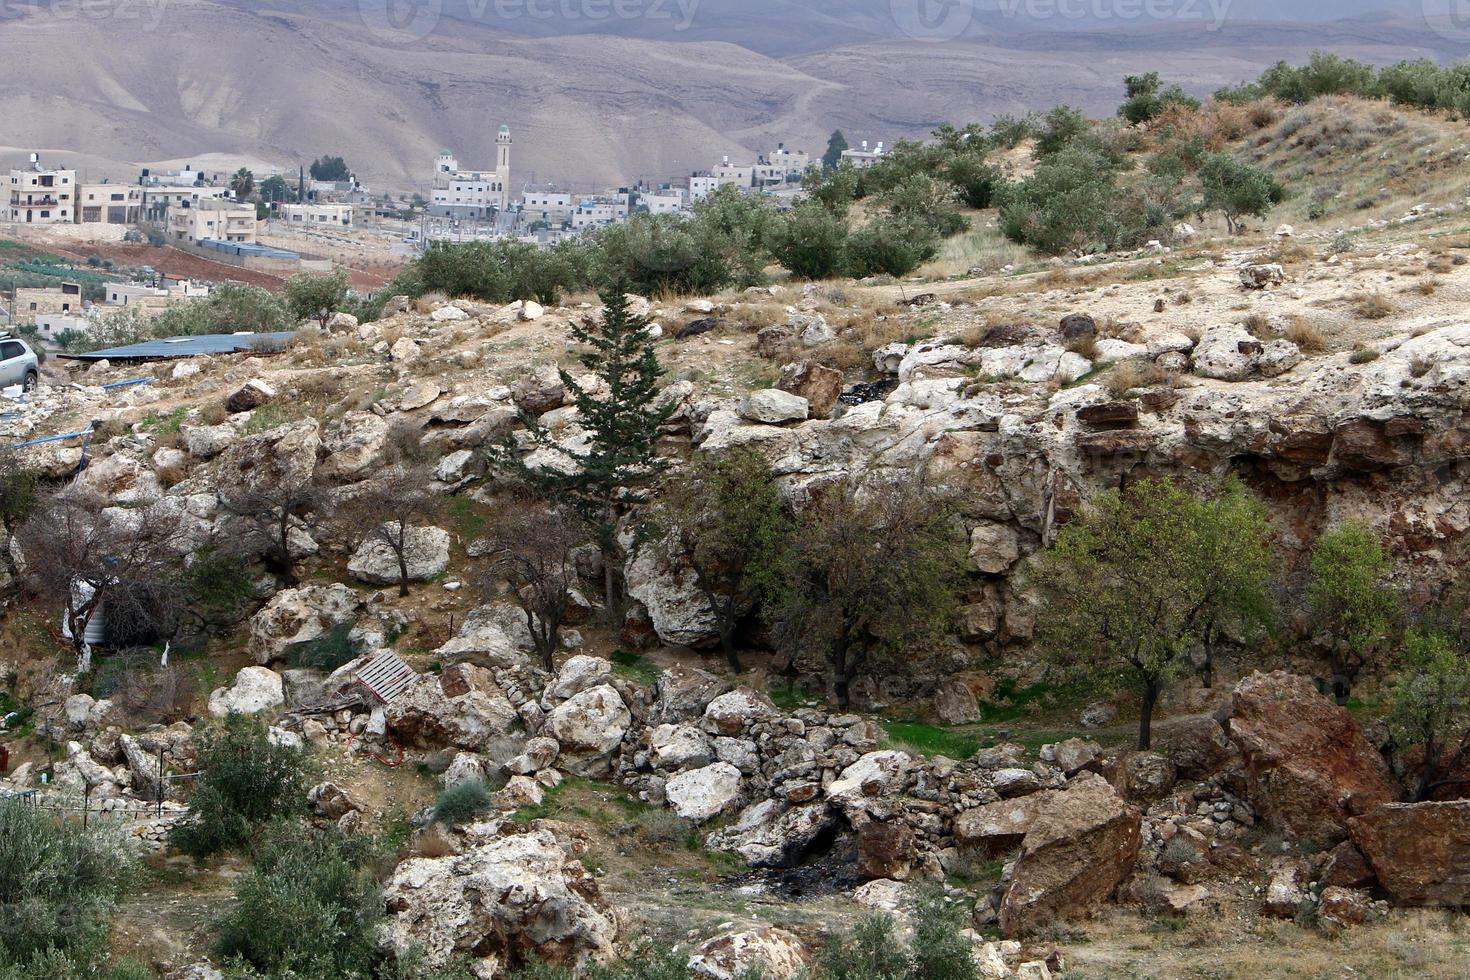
[
  {"left": 1308, "top": 521, "right": 1399, "bottom": 704},
  {"left": 655, "top": 447, "right": 791, "bottom": 674},
  {"left": 770, "top": 477, "right": 963, "bottom": 708},
  {"left": 285, "top": 267, "right": 350, "bottom": 329},
  {"left": 1032, "top": 478, "right": 1276, "bottom": 749}
]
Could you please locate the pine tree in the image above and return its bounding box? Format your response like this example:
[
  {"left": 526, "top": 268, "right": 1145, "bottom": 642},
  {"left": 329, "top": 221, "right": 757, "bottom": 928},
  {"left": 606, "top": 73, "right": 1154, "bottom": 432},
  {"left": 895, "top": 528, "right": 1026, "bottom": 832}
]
[
  {"left": 516, "top": 283, "right": 673, "bottom": 619},
  {"left": 822, "top": 130, "right": 849, "bottom": 170}
]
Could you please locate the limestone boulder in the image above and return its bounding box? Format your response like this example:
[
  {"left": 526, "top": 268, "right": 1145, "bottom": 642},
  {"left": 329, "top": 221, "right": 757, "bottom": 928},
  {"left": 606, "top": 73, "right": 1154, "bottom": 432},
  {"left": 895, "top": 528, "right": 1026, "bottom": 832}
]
[
  {"left": 380, "top": 826, "right": 618, "bottom": 973},
  {"left": 998, "top": 774, "right": 1142, "bottom": 937},
  {"left": 544, "top": 655, "right": 613, "bottom": 704},
  {"left": 1349, "top": 801, "right": 1470, "bottom": 906},
  {"left": 648, "top": 724, "right": 714, "bottom": 770},
  {"left": 778, "top": 360, "right": 843, "bottom": 417},
  {"left": 625, "top": 544, "right": 720, "bottom": 648},
  {"left": 384, "top": 664, "right": 519, "bottom": 752},
  {"left": 701, "top": 688, "right": 779, "bottom": 737},
  {"left": 1228, "top": 671, "right": 1398, "bottom": 841},
  {"left": 546, "top": 685, "right": 631, "bottom": 777},
  {"left": 688, "top": 926, "right": 810, "bottom": 980},
  {"left": 1192, "top": 324, "right": 1301, "bottom": 381},
  {"left": 248, "top": 583, "right": 364, "bottom": 665},
  {"left": 208, "top": 667, "right": 285, "bottom": 717},
  {"left": 320, "top": 412, "right": 389, "bottom": 481},
  {"left": 225, "top": 379, "right": 276, "bottom": 414},
  {"left": 740, "top": 389, "right": 809, "bottom": 425},
  {"left": 665, "top": 762, "right": 743, "bottom": 822},
  {"left": 955, "top": 792, "right": 1059, "bottom": 856},
  {"left": 650, "top": 665, "right": 731, "bottom": 725},
  {"left": 347, "top": 525, "right": 450, "bottom": 585}
]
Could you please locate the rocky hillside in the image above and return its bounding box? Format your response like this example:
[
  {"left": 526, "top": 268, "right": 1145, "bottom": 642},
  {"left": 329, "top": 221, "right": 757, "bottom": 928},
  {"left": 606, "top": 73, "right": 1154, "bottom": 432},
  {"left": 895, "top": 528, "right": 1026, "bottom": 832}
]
[{"left": 6, "top": 96, "right": 1470, "bottom": 980}]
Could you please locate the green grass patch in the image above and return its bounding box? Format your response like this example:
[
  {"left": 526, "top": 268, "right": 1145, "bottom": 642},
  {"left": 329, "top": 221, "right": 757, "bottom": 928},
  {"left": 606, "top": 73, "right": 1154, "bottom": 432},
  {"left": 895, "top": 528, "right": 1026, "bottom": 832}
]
[
  {"left": 510, "top": 776, "right": 630, "bottom": 826},
  {"left": 445, "top": 496, "right": 488, "bottom": 542},
  {"left": 610, "top": 649, "right": 660, "bottom": 686},
  {"left": 139, "top": 406, "right": 188, "bottom": 435},
  {"left": 976, "top": 678, "right": 1095, "bottom": 724},
  {"left": 882, "top": 720, "right": 981, "bottom": 759},
  {"left": 768, "top": 682, "right": 817, "bottom": 712}
]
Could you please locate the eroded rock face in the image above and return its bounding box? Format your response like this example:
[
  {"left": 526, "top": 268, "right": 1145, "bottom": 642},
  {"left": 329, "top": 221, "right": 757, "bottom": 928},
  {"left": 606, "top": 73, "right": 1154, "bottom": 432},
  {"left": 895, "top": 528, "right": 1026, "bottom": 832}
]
[
  {"left": 625, "top": 544, "right": 720, "bottom": 648},
  {"left": 380, "top": 825, "right": 619, "bottom": 974},
  {"left": 385, "top": 664, "right": 519, "bottom": 752},
  {"left": 1349, "top": 801, "right": 1470, "bottom": 906},
  {"left": 214, "top": 419, "right": 319, "bottom": 496},
  {"left": 705, "top": 800, "right": 838, "bottom": 868},
  {"left": 1228, "top": 671, "right": 1398, "bottom": 841},
  {"left": 998, "top": 774, "right": 1141, "bottom": 937},
  {"left": 688, "top": 925, "right": 810, "bottom": 980}
]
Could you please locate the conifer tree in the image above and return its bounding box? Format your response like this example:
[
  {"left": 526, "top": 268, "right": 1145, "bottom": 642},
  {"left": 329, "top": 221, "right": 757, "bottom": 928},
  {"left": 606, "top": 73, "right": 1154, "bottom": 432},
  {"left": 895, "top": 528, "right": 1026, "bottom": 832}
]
[{"left": 515, "top": 283, "right": 673, "bottom": 619}]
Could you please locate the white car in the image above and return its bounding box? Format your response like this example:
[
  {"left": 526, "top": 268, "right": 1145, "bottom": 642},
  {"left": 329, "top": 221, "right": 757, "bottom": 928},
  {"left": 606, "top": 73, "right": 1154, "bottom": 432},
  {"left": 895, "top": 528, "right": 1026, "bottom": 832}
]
[{"left": 0, "top": 337, "right": 40, "bottom": 393}]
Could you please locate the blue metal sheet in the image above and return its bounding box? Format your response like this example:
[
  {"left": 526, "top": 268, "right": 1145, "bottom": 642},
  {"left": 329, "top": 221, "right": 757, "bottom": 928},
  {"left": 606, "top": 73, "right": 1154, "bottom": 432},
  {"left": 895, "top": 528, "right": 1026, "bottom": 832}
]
[{"left": 59, "top": 332, "right": 296, "bottom": 361}]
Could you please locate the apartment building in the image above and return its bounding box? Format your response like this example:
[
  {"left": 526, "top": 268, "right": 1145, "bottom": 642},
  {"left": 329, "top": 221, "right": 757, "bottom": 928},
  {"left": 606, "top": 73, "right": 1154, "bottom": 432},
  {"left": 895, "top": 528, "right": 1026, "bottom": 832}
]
[
  {"left": 278, "top": 202, "right": 354, "bottom": 228},
  {"left": 168, "top": 198, "right": 257, "bottom": 245},
  {"left": 78, "top": 183, "right": 143, "bottom": 224},
  {"left": 7, "top": 154, "right": 76, "bottom": 223}
]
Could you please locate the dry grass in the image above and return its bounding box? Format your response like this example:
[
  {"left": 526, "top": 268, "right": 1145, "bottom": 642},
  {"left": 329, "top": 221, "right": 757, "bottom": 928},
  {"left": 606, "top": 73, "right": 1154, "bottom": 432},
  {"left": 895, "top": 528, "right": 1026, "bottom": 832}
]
[
  {"left": 1354, "top": 290, "right": 1396, "bottom": 320},
  {"left": 1108, "top": 359, "right": 1175, "bottom": 397},
  {"left": 1285, "top": 316, "right": 1327, "bottom": 353},
  {"left": 1065, "top": 908, "right": 1470, "bottom": 980}
]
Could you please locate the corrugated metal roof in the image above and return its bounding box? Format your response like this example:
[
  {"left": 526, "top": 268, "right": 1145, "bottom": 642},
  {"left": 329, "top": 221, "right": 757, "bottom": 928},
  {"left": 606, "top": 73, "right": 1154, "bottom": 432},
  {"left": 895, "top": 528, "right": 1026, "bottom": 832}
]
[
  {"left": 198, "top": 239, "right": 300, "bottom": 260},
  {"left": 59, "top": 331, "right": 296, "bottom": 361}
]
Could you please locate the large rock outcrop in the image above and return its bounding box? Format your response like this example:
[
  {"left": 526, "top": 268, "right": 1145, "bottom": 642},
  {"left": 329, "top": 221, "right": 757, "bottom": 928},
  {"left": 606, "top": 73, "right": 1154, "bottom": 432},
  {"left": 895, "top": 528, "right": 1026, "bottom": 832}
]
[
  {"left": 1349, "top": 801, "right": 1470, "bottom": 906},
  {"left": 998, "top": 774, "right": 1141, "bottom": 937},
  {"left": 688, "top": 926, "right": 810, "bottom": 980},
  {"left": 546, "top": 685, "right": 631, "bottom": 777},
  {"left": 347, "top": 524, "right": 451, "bottom": 585},
  {"left": 384, "top": 664, "right": 519, "bottom": 752},
  {"left": 1228, "top": 671, "right": 1399, "bottom": 841},
  {"left": 380, "top": 825, "right": 619, "bottom": 974},
  {"left": 248, "top": 584, "right": 364, "bottom": 666}
]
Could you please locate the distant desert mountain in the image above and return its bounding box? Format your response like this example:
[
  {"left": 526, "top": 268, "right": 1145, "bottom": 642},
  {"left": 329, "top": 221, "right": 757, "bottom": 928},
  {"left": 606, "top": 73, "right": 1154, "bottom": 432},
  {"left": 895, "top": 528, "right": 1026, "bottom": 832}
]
[{"left": 0, "top": 0, "right": 1453, "bottom": 194}]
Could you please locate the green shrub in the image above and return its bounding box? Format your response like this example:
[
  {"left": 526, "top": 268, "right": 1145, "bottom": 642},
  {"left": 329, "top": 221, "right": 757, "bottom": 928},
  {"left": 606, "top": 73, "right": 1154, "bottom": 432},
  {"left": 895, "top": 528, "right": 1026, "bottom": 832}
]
[
  {"left": 215, "top": 820, "right": 382, "bottom": 978},
  {"left": 284, "top": 268, "right": 350, "bottom": 328},
  {"left": 822, "top": 895, "right": 978, "bottom": 980},
  {"left": 1118, "top": 72, "right": 1200, "bottom": 125},
  {"left": 767, "top": 202, "right": 849, "bottom": 280},
  {"left": 844, "top": 213, "right": 941, "bottom": 278},
  {"left": 282, "top": 620, "right": 358, "bottom": 671},
  {"left": 430, "top": 778, "right": 493, "bottom": 826},
  {"left": 171, "top": 714, "right": 313, "bottom": 858},
  {"left": 151, "top": 282, "right": 292, "bottom": 338},
  {"left": 508, "top": 943, "right": 692, "bottom": 980},
  {"left": 0, "top": 799, "right": 136, "bottom": 976}
]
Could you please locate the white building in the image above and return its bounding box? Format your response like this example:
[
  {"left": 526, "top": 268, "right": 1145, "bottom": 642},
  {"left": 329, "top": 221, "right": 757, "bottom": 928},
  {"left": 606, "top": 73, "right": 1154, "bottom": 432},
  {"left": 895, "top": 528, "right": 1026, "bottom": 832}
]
[
  {"left": 142, "top": 184, "right": 227, "bottom": 222},
  {"left": 7, "top": 154, "right": 76, "bottom": 224},
  {"left": 78, "top": 183, "right": 142, "bottom": 224},
  {"left": 168, "top": 198, "right": 257, "bottom": 245},
  {"left": 840, "top": 140, "right": 886, "bottom": 169},
  {"left": 278, "top": 202, "right": 354, "bottom": 228},
  {"left": 639, "top": 189, "right": 686, "bottom": 214},
  {"left": 430, "top": 126, "right": 513, "bottom": 219},
  {"left": 521, "top": 187, "right": 574, "bottom": 226},
  {"left": 570, "top": 194, "right": 631, "bottom": 230}
]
